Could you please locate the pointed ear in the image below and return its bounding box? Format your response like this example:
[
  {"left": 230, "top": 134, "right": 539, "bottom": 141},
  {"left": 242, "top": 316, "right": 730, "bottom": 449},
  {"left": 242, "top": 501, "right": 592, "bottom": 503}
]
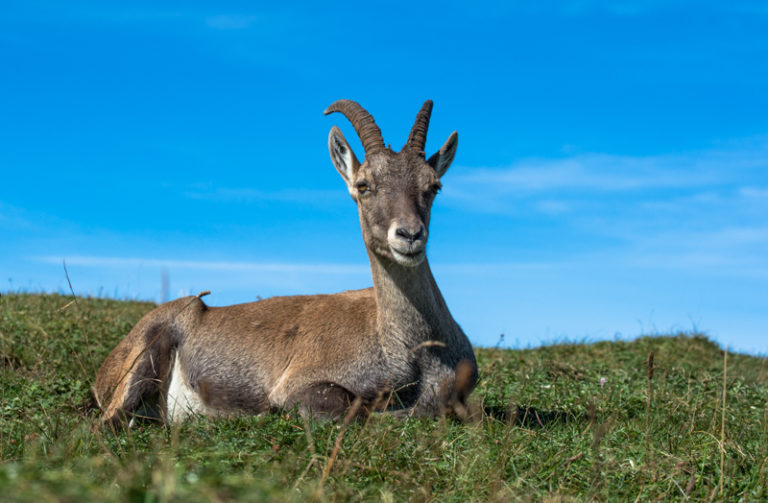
[
  {"left": 328, "top": 126, "right": 360, "bottom": 186},
  {"left": 427, "top": 131, "right": 458, "bottom": 178}
]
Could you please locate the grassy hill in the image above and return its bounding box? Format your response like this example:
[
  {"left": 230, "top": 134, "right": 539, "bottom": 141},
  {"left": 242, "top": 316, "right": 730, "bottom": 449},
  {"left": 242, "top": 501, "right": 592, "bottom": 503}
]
[{"left": 1, "top": 293, "right": 766, "bottom": 501}]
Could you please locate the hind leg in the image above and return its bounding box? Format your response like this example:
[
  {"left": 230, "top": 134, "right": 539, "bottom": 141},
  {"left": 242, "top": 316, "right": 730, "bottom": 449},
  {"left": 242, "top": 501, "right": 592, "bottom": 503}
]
[{"left": 93, "top": 317, "right": 174, "bottom": 426}]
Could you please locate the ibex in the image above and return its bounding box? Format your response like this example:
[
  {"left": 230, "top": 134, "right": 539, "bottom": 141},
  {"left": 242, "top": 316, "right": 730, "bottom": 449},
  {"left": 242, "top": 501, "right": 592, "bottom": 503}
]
[{"left": 93, "top": 100, "right": 477, "bottom": 424}]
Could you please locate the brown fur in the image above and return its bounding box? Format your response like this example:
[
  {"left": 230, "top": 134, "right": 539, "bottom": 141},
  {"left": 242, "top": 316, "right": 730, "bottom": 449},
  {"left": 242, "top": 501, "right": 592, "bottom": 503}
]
[{"left": 93, "top": 100, "right": 478, "bottom": 424}]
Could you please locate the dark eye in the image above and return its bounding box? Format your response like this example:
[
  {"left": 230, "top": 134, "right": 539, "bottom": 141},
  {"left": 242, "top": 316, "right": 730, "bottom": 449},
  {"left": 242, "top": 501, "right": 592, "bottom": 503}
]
[
  {"left": 356, "top": 181, "right": 370, "bottom": 194},
  {"left": 429, "top": 183, "right": 442, "bottom": 195}
]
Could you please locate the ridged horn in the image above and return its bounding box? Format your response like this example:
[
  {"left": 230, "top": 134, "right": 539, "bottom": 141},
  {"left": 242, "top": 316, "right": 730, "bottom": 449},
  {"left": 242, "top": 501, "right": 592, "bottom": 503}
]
[
  {"left": 404, "top": 100, "right": 433, "bottom": 155},
  {"left": 324, "top": 100, "right": 385, "bottom": 155}
]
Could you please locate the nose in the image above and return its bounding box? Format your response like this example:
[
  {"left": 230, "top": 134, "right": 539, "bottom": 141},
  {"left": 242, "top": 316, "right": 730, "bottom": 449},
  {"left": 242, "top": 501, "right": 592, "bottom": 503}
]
[{"left": 395, "top": 225, "right": 424, "bottom": 244}]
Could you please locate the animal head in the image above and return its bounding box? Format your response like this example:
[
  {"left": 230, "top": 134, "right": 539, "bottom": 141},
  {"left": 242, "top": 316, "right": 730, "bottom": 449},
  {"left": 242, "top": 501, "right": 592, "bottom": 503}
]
[{"left": 325, "top": 100, "right": 458, "bottom": 267}]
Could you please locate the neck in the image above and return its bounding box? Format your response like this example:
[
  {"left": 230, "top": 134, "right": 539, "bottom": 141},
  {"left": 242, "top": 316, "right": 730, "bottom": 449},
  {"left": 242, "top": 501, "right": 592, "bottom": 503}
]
[{"left": 367, "top": 250, "right": 455, "bottom": 350}]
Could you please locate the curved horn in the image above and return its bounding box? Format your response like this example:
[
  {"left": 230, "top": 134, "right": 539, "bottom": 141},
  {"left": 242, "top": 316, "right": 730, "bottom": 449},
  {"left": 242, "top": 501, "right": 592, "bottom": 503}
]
[
  {"left": 404, "top": 100, "right": 433, "bottom": 155},
  {"left": 324, "top": 100, "right": 385, "bottom": 155}
]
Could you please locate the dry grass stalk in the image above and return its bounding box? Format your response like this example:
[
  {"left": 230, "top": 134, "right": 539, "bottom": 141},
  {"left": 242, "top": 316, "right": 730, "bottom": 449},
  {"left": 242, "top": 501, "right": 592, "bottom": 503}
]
[
  {"left": 645, "top": 351, "right": 654, "bottom": 463},
  {"left": 720, "top": 347, "right": 728, "bottom": 496},
  {"left": 318, "top": 395, "right": 364, "bottom": 493}
]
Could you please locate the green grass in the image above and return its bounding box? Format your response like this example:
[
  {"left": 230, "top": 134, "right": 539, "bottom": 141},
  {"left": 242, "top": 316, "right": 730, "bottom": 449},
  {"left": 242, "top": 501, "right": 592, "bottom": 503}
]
[{"left": 1, "top": 293, "right": 766, "bottom": 501}]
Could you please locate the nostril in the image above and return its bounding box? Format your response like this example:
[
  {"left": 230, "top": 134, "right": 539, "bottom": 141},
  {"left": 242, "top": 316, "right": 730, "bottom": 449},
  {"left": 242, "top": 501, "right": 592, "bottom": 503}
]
[
  {"left": 395, "top": 227, "right": 423, "bottom": 243},
  {"left": 396, "top": 227, "right": 414, "bottom": 242}
]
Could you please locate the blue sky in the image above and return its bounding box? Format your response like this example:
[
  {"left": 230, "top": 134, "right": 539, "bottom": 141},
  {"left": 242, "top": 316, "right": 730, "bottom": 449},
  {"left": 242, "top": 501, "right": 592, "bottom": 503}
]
[{"left": 2, "top": 1, "right": 767, "bottom": 354}]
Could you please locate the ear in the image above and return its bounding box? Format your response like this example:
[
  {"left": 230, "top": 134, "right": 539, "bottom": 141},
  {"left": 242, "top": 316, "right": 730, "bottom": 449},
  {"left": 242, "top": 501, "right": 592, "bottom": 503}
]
[
  {"left": 427, "top": 131, "right": 458, "bottom": 178},
  {"left": 328, "top": 126, "right": 360, "bottom": 186}
]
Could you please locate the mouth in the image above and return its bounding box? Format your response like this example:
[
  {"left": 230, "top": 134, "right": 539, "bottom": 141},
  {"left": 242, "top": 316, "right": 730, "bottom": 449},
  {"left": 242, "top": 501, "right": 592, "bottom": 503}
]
[{"left": 389, "top": 244, "right": 426, "bottom": 267}]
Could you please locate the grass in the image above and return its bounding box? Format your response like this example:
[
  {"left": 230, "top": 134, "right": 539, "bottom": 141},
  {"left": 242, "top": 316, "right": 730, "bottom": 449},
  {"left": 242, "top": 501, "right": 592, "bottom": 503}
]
[{"left": 1, "top": 292, "right": 767, "bottom": 501}]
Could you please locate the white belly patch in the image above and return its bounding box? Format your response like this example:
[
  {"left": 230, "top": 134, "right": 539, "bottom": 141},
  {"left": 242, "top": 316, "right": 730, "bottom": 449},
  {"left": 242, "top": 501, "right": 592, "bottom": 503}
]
[{"left": 166, "top": 354, "right": 206, "bottom": 423}]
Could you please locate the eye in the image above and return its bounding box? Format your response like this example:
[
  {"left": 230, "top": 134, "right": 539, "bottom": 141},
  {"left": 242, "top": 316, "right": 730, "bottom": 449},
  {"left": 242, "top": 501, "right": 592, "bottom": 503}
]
[
  {"left": 428, "top": 183, "right": 442, "bottom": 195},
  {"left": 356, "top": 181, "right": 370, "bottom": 194}
]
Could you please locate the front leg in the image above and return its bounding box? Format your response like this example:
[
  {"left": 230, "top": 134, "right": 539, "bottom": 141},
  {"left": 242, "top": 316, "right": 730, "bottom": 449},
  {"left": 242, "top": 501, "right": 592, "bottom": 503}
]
[{"left": 412, "top": 358, "right": 478, "bottom": 418}]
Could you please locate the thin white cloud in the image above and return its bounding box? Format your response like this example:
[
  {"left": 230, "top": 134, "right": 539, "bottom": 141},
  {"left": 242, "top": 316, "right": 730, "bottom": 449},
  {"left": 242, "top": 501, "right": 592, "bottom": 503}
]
[
  {"left": 438, "top": 137, "right": 768, "bottom": 284},
  {"left": 184, "top": 187, "right": 341, "bottom": 204},
  {"left": 0, "top": 201, "right": 69, "bottom": 233},
  {"left": 205, "top": 14, "right": 257, "bottom": 30},
  {"left": 546, "top": 0, "right": 743, "bottom": 17},
  {"left": 434, "top": 262, "right": 560, "bottom": 274},
  {"left": 444, "top": 137, "right": 768, "bottom": 220},
  {"left": 33, "top": 255, "right": 564, "bottom": 276},
  {"left": 533, "top": 199, "right": 573, "bottom": 215},
  {"left": 624, "top": 251, "right": 768, "bottom": 278},
  {"left": 7, "top": 6, "right": 263, "bottom": 32},
  {"left": 740, "top": 186, "right": 768, "bottom": 199},
  {"left": 456, "top": 148, "right": 764, "bottom": 193},
  {"left": 34, "top": 256, "right": 369, "bottom": 275},
  {"left": 0, "top": 203, "right": 34, "bottom": 230},
  {"left": 634, "top": 225, "right": 768, "bottom": 252}
]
